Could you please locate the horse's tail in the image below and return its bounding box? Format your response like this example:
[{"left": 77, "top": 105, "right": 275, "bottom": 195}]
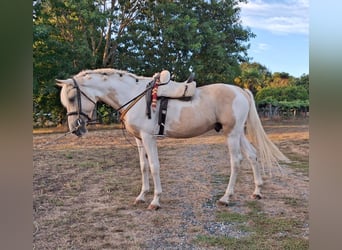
[{"left": 244, "top": 89, "right": 290, "bottom": 174}]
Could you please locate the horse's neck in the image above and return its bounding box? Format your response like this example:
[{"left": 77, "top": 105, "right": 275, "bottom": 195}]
[{"left": 96, "top": 76, "right": 149, "bottom": 110}]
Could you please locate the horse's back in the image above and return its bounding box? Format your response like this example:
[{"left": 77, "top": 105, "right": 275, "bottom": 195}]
[{"left": 165, "top": 83, "right": 249, "bottom": 137}]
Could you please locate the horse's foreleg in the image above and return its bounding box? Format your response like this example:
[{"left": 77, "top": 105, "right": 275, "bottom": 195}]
[
  {"left": 141, "top": 133, "right": 162, "bottom": 210},
  {"left": 219, "top": 134, "right": 242, "bottom": 205},
  {"left": 241, "top": 135, "right": 263, "bottom": 199},
  {"left": 134, "top": 138, "right": 150, "bottom": 204}
]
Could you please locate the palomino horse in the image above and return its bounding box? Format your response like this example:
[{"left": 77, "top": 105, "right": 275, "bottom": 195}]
[{"left": 56, "top": 68, "right": 289, "bottom": 210}]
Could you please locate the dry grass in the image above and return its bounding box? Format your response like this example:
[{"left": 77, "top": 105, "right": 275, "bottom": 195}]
[{"left": 33, "top": 119, "right": 309, "bottom": 249}]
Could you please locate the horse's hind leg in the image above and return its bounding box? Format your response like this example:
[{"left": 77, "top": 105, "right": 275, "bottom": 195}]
[
  {"left": 241, "top": 135, "right": 263, "bottom": 199},
  {"left": 218, "top": 133, "right": 243, "bottom": 205},
  {"left": 134, "top": 138, "right": 150, "bottom": 204}
]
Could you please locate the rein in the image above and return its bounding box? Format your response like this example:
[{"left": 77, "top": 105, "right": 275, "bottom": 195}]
[
  {"left": 116, "top": 76, "right": 169, "bottom": 121},
  {"left": 36, "top": 125, "right": 81, "bottom": 148}
]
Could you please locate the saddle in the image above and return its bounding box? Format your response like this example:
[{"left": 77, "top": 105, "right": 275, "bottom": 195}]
[{"left": 145, "top": 70, "right": 196, "bottom": 135}]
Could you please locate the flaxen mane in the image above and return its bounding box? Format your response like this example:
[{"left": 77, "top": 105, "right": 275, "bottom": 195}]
[{"left": 76, "top": 68, "right": 148, "bottom": 82}]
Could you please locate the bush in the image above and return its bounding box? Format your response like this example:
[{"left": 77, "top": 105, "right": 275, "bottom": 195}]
[
  {"left": 255, "top": 85, "right": 308, "bottom": 103},
  {"left": 256, "top": 86, "right": 309, "bottom": 118}
]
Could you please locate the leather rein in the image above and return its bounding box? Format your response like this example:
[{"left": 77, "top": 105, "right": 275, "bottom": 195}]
[{"left": 116, "top": 77, "right": 168, "bottom": 121}]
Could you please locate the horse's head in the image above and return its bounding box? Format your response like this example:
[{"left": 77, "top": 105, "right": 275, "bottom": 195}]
[{"left": 56, "top": 78, "right": 96, "bottom": 137}]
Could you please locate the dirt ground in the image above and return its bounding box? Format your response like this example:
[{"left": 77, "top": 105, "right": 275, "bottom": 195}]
[{"left": 33, "top": 119, "right": 309, "bottom": 249}]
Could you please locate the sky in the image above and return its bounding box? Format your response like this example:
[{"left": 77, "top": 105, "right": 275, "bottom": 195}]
[{"left": 238, "top": 0, "right": 309, "bottom": 77}]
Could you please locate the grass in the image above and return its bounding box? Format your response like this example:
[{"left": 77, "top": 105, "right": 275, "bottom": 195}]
[
  {"left": 216, "top": 210, "right": 247, "bottom": 223},
  {"left": 48, "top": 197, "right": 64, "bottom": 206},
  {"left": 63, "top": 152, "right": 74, "bottom": 159},
  {"left": 195, "top": 200, "right": 309, "bottom": 249},
  {"left": 282, "top": 196, "right": 302, "bottom": 207},
  {"left": 288, "top": 156, "right": 309, "bottom": 174}
]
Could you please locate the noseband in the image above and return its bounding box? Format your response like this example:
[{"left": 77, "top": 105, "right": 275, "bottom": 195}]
[{"left": 67, "top": 78, "right": 96, "bottom": 124}]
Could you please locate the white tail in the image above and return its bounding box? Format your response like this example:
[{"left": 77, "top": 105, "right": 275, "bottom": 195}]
[{"left": 244, "top": 89, "right": 290, "bottom": 175}]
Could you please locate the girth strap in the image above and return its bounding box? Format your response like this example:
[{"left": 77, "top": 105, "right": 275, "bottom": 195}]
[{"left": 158, "top": 97, "right": 169, "bottom": 135}]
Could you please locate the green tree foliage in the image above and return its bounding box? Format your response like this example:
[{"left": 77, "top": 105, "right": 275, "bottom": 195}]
[
  {"left": 189, "top": 0, "right": 254, "bottom": 84},
  {"left": 33, "top": 0, "right": 254, "bottom": 127},
  {"left": 234, "top": 62, "right": 307, "bottom": 95},
  {"left": 33, "top": 0, "right": 106, "bottom": 126},
  {"left": 293, "top": 73, "right": 309, "bottom": 93},
  {"left": 255, "top": 85, "right": 308, "bottom": 104},
  {"left": 233, "top": 62, "right": 309, "bottom": 118},
  {"left": 255, "top": 85, "right": 309, "bottom": 118},
  {"left": 234, "top": 62, "right": 271, "bottom": 95},
  {"left": 266, "top": 71, "right": 296, "bottom": 88},
  {"left": 118, "top": 0, "right": 253, "bottom": 84}
]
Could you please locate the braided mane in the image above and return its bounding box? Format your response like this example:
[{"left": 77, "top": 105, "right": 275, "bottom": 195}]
[{"left": 75, "top": 68, "right": 148, "bottom": 82}]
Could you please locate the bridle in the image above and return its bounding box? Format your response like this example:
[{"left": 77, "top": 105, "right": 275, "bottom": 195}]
[
  {"left": 67, "top": 78, "right": 97, "bottom": 127},
  {"left": 66, "top": 73, "right": 169, "bottom": 127}
]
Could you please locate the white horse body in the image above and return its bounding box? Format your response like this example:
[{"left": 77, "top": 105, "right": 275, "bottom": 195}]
[{"left": 57, "top": 68, "right": 289, "bottom": 210}]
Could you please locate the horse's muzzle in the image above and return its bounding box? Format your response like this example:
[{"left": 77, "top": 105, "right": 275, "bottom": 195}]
[{"left": 72, "top": 128, "right": 83, "bottom": 137}]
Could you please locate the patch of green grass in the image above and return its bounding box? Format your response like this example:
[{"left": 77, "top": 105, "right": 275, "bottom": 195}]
[
  {"left": 195, "top": 232, "right": 308, "bottom": 250},
  {"left": 216, "top": 211, "right": 247, "bottom": 223},
  {"left": 64, "top": 152, "right": 73, "bottom": 159},
  {"left": 195, "top": 235, "right": 247, "bottom": 249},
  {"left": 48, "top": 197, "right": 64, "bottom": 206},
  {"left": 79, "top": 161, "right": 98, "bottom": 168},
  {"left": 282, "top": 196, "right": 302, "bottom": 207},
  {"left": 286, "top": 153, "right": 309, "bottom": 174},
  {"left": 246, "top": 200, "right": 263, "bottom": 212},
  {"left": 282, "top": 237, "right": 309, "bottom": 250},
  {"left": 211, "top": 173, "right": 230, "bottom": 185},
  {"left": 195, "top": 199, "right": 308, "bottom": 249},
  {"left": 246, "top": 200, "right": 304, "bottom": 239},
  {"left": 253, "top": 215, "right": 301, "bottom": 235}
]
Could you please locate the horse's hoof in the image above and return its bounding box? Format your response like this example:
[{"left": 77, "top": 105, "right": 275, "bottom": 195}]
[
  {"left": 217, "top": 200, "right": 229, "bottom": 206},
  {"left": 147, "top": 204, "right": 161, "bottom": 210},
  {"left": 251, "top": 194, "right": 262, "bottom": 200}
]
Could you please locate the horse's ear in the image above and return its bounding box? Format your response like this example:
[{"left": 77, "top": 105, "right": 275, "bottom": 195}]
[
  {"left": 56, "top": 79, "right": 72, "bottom": 87},
  {"left": 186, "top": 72, "right": 195, "bottom": 83}
]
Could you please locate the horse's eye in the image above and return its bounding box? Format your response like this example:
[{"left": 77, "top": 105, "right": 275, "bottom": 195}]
[
  {"left": 68, "top": 95, "right": 76, "bottom": 102},
  {"left": 67, "top": 88, "right": 77, "bottom": 102}
]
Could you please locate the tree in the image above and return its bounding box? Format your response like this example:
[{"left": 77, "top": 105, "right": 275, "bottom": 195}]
[
  {"left": 190, "top": 0, "right": 254, "bottom": 84},
  {"left": 102, "top": 0, "right": 149, "bottom": 67},
  {"left": 255, "top": 85, "right": 308, "bottom": 103},
  {"left": 33, "top": 0, "right": 107, "bottom": 126},
  {"left": 115, "top": 1, "right": 202, "bottom": 78},
  {"left": 266, "top": 72, "right": 296, "bottom": 88},
  {"left": 293, "top": 73, "right": 309, "bottom": 93},
  {"left": 33, "top": 0, "right": 255, "bottom": 126},
  {"left": 255, "top": 85, "right": 309, "bottom": 118},
  {"left": 116, "top": 0, "right": 254, "bottom": 84},
  {"left": 234, "top": 62, "right": 270, "bottom": 95}
]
